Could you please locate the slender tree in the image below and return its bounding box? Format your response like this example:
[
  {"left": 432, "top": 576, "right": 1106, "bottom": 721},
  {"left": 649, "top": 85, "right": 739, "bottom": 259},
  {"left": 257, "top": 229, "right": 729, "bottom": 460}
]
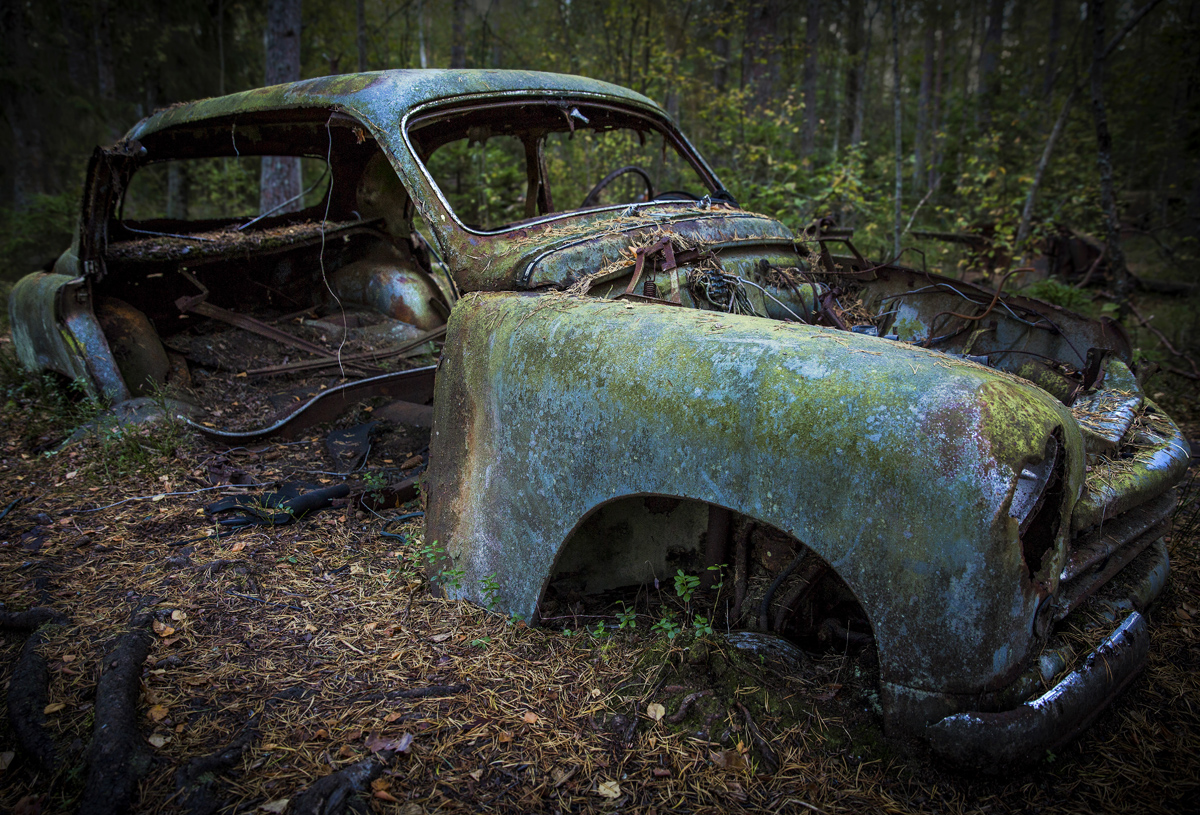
[
  {"left": 259, "top": 0, "right": 303, "bottom": 217},
  {"left": 891, "top": 0, "right": 902, "bottom": 258}
]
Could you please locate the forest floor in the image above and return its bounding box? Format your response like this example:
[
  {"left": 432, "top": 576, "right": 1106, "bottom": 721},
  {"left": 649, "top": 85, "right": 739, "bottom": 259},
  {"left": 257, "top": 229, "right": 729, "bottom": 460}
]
[{"left": 0, "top": 295, "right": 1198, "bottom": 814}]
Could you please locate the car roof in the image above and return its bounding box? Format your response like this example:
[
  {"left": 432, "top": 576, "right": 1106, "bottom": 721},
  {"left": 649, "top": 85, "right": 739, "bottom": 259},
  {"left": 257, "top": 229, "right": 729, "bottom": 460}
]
[{"left": 125, "top": 69, "right": 663, "bottom": 141}]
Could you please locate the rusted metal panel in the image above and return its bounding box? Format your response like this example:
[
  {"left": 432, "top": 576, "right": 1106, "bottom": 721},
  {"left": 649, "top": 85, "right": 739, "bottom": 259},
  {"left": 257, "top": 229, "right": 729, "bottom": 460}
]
[{"left": 426, "top": 292, "right": 1085, "bottom": 697}]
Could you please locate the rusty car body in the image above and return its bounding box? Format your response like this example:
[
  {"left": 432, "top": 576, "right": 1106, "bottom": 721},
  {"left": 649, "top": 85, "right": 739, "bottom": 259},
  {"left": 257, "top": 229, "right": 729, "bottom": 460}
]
[{"left": 9, "top": 70, "right": 1191, "bottom": 767}]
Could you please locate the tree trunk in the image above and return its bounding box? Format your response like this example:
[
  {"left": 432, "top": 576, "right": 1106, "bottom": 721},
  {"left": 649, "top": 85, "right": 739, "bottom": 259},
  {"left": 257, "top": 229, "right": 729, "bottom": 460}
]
[
  {"left": 890, "top": 0, "right": 902, "bottom": 259},
  {"left": 1089, "top": 0, "right": 1131, "bottom": 304},
  {"left": 217, "top": 0, "right": 226, "bottom": 95},
  {"left": 842, "top": 0, "right": 863, "bottom": 150},
  {"left": 451, "top": 0, "right": 467, "bottom": 68},
  {"left": 927, "top": 21, "right": 945, "bottom": 191},
  {"left": 357, "top": 0, "right": 367, "bottom": 72},
  {"left": 802, "top": 0, "right": 820, "bottom": 155},
  {"left": 852, "top": 0, "right": 878, "bottom": 148},
  {"left": 913, "top": 2, "right": 935, "bottom": 191},
  {"left": 712, "top": 1, "right": 731, "bottom": 92},
  {"left": 977, "top": 0, "right": 1004, "bottom": 126},
  {"left": 260, "top": 0, "right": 303, "bottom": 217},
  {"left": 1043, "top": 0, "right": 1062, "bottom": 98},
  {"left": 92, "top": 0, "right": 116, "bottom": 100},
  {"left": 489, "top": 0, "right": 503, "bottom": 67},
  {"left": 59, "top": 0, "right": 90, "bottom": 91},
  {"left": 743, "top": 0, "right": 781, "bottom": 110},
  {"left": 2, "top": 0, "right": 46, "bottom": 210}
]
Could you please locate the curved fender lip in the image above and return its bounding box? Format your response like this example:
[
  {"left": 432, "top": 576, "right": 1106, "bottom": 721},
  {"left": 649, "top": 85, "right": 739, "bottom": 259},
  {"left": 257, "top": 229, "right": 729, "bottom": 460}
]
[{"left": 926, "top": 611, "right": 1149, "bottom": 769}]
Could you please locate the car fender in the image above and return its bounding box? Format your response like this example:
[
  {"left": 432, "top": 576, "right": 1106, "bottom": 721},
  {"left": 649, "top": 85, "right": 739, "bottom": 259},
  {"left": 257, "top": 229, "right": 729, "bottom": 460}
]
[{"left": 428, "top": 293, "right": 1085, "bottom": 705}]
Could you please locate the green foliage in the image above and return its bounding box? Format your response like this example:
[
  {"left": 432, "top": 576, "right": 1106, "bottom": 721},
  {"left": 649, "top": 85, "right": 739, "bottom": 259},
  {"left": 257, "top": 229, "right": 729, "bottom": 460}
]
[
  {"left": 616, "top": 602, "right": 637, "bottom": 631},
  {"left": 673, "top": 569, "right": 700, "bottom": 604},
  {"left": 651, "top": 613, "right": 682, "bottom": 640},
  {"left": 479, "top": 573, "right": 501, "bottom": 610},
  {"left": 0, "top": 191, "right": 77, "bottom": 280},
  {"left": 1020, "top": 277, "right": 1092, "bottom": 311},
  {"left": 692, "top": 614, "right": 715, "bottom": 638}
]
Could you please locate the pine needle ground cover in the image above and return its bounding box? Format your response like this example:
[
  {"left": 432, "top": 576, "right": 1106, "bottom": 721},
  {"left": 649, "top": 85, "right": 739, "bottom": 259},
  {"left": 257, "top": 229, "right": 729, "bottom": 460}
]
[{"left": 0, "top": 331, "right": 1197, "bottom": 814}]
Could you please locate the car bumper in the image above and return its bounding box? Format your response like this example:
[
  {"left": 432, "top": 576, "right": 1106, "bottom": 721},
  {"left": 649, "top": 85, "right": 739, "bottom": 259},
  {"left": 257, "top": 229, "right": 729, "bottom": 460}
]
[{"left": 926, "top": 607, "right": 1151, "bottom": 768}]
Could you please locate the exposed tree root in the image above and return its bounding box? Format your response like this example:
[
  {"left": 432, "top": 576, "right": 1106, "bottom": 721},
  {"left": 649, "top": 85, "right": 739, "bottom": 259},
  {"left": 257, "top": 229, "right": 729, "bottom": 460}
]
[
  {"left": 290, "top": 754, "right": 387, "bottom": 815},
  {"left": 174, "top": 715, "right": 261, "bottom": 815},
  {"left": 6, "top": 611, "right": 68, "bottom": 774},
  {"left": 76, "top": 614, "right": 155, "bottom": 815},
  {"left": 0, "top": 607, "right": 67, "bottom": 631}
]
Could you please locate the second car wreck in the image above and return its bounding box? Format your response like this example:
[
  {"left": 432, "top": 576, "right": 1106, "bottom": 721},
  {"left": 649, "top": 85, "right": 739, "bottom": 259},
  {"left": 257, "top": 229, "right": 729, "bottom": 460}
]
[{"left": 8, "top": 69, "right": 1191, "bottom": 768}]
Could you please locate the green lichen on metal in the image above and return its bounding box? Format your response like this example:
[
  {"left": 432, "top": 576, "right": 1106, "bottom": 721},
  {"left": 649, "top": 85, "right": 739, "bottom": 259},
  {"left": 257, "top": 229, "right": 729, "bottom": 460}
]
[{"left": 427, "top": 291, "right": 1079, "bottom": 699}]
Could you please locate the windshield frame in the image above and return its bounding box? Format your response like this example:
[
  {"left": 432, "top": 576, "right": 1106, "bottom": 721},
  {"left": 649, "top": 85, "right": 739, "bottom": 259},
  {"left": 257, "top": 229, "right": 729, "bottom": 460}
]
[{"left": 401, "top": 93, "right": 726, "bottom": 237}]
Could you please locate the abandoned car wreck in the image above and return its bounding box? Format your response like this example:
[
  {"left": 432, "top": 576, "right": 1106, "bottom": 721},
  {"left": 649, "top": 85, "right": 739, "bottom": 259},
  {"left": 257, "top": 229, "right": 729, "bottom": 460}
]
[{"left": 8, "top": 69, "right": 1191, "bottom": 767}]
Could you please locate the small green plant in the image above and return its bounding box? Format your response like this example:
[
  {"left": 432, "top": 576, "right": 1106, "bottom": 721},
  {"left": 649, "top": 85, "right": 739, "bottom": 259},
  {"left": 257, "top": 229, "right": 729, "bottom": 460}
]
[
  {"left": 652, "top": 613, "right": 682, "bottom": 640},
  {"left": 673, "top": 569, "right": 700, "bottom": 604},
  {"left": 416, "top": 540, "right": 464, "bottom": 591},
  {"left": 362, "top": 470, "right": 387, "bottom": 501},
  {"left": 692, "top": 614, "right": 715, "bottom": 637},
  {"left": 590, "top": 620, "right": 608, "bottom": 639},
  {"left": 471, "top": 636, "right": 492, "bottom": 648},
  {"left": 479, "top": 573, "right": 501, "bottom": 610},
  {"left": 616, "top": 602, "right": 637, "bottom": 630},
  {"left": 706, "top": 564, "right": 726, "bottom": 592}
]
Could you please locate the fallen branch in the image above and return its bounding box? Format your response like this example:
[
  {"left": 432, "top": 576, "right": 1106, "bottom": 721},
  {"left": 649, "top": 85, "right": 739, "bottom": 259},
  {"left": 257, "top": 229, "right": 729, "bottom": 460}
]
[
  {"left": 0, "top": 607, "right": 67, "bottom": 631},
  {"left": 737, "top": 702, "right": 779, "bottom": 773},
  {"left": 666, "top": 690, "right": 713, "bottom": 725},
  {"left": 174, "top": 715, "right": 261, "bottom": 815},
  {"left": 6, "top": 611, "right": 68, "bottom": 773},
  {"left": 77, "top": 615, "right": 156, "bottom": 815},
  {"left": 290, "top": 754, "right": 387, "bottom": 815},
  {"left": 1126, "top": 302, "right": 1200, "bottom": 379},
  {"left": 353, "top": 683, "right": 468, "bottom": 703}
]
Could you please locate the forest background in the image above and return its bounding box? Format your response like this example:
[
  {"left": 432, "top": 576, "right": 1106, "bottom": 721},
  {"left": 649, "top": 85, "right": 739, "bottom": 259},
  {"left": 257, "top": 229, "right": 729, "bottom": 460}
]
[{"left": 1, "top": 0, "right": 1198, "bottom": 368}]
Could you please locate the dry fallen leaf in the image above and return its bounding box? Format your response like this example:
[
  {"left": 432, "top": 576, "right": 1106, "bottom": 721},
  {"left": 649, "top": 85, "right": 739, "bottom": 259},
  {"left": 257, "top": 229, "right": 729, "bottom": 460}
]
[
  {"left": 152, "top": 621, "right": 175, "bottom": 638},
  {"left": 430, "top": 633, "right": 452, "bottom": 643},
  {"left": 523, "top": 711, "right": 540, "bottom": 725},
  {"left": 230, "top": 541, "right": 246, "bottom": 552},
  {"left": 597, "top": 780, "right": 621, "bottom": 799},
  {"left": 147, "top": 733, "right": 170, "bottom": 748},
  {"left": 259, "top": 800, "right": 289, "bottom": 814},
  {"left": 0, "top": 750, "right": 14, "bottom": 771},
  {"left": 646, "top": 702, "right": 666, "bottom": 722},
  {"left": 384, "top": 711, "right": 405, "bottom": 723},
  {"left": 371, "top": 778, "right": 391, "bottom": 792},
  {"left": 171, "top": 610, "right": 187, "bottom": 622},
  {"left": 148, "top": 705, "right": 169, "bottom": 722},
  {"left": 469, "top": 769, "right": 483, "bottom": 781},
  {"left": 373, "top": 790, "right": 400, "bottom": 802},
  {"left": 652, "top": 767, "right": 671, "bottom": 778},
  {"left": 709, "top": 750, "right": 747, "bottom": 771},
  {"left": 365, "top": 732, "right": 414, "bottom": 753},
  {"left": 43, "top": 702, "right": 66, "bottom": 715},
  {"left": 61, "top": 654, "right": 75, "bottom": 663},
  {"left": 497, "top": 731, "right": 513, "bottom": 744},
  {"left": 551, "top": 767, "right": 575, "bottom": 787}
]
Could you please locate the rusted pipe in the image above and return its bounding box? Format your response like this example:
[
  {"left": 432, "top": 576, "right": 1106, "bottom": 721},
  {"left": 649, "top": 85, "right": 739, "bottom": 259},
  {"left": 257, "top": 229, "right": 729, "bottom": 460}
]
[{"left": 702, "top": 505, "right": 731, "bottom": 589}]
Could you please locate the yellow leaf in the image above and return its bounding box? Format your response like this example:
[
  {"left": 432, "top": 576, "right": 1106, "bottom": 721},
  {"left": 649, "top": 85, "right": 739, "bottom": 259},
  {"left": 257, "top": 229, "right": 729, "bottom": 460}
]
[
  {"left": 148, "top": 705, "right": 169, "bottom": 722},
  {"left": 646, "top": 703, "right": 665, "bottom": 722},
  {"left": 370, "top": 778, "right": 390, "bottom": 792},
  {"left": 597, "top": 780, "right": 621, "bottom": 799},
  {"left": 43, "top": 702, "right": 66, "bottom": 715},
  {"left": 384, "top": 711, "right": 404, "bottom": 723},
  {"left": 152, "top": 621, "right": 176, "bottom": 638},
  {"left": 497, "top": 731, "right": 513, "bottom": 743}
]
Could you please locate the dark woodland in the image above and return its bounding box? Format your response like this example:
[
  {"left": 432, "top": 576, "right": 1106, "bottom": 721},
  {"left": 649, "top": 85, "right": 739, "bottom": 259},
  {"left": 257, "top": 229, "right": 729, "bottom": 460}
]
[{"left": 1, "top": 1, "right": 1199, "bottom": 813}]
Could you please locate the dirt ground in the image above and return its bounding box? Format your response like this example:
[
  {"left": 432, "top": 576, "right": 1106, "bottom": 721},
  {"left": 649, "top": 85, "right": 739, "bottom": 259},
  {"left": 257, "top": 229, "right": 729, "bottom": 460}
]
[{"left": 1, "top": 330, "right": 1198, "bottom": 815}]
